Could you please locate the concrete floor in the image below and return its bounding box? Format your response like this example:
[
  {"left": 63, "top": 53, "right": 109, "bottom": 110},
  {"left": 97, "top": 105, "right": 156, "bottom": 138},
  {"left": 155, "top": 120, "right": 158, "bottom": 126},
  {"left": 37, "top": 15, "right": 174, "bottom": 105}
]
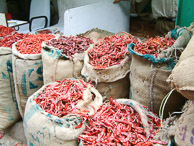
[{"left": 0, "top": 120, "right": 26, "bottom": 145}]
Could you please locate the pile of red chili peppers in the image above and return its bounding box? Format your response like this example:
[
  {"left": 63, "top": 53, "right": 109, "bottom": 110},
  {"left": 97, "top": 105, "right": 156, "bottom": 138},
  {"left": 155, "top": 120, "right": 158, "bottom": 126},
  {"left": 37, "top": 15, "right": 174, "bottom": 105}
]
[
  {"left": 0, "top": 33, "right": 28, "bottom": 48},
  {"left": 34, "top": 79, "right": 92, "bottom": 117},
  {"left": 0, "top": 25, "right": 16, "bottom": 37},
  {"left": 88, "top": 34, "right": 138, "bottom": 69},
  {"left": 133, "top": 36, "right": 175, "bottom": 57},
  {"left": 79, "top": 98, "right": 167, "bottom": 146},
  {"left": 46, "top": 36, "right": 93, "bottom": 59},
  {"left": 16, "top": 33, "right": 55, "bottom": 54}
]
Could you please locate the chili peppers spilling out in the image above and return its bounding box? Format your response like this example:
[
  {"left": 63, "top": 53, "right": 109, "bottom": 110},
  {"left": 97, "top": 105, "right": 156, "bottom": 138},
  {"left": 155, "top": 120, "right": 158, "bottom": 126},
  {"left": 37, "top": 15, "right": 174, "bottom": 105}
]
[
  {"left": 79, "top": 98, "right": 167, "bottom": 146},
  {"left": 46, "top": 36, "right": 93, "bottom": 59},
  {"left": 34, "top": 79, "right": 92, "bottom": 117},
  {"left": 88, "top": 34, "right": 138, "bottom": 69},
  {"left": 0, "top": 25, "right": 16, "bottom": 37},
  {"left": 0, "top": 33, "right": 28, "bottom": 48},
  {"left": 133, "top": 36, "right": 175, "bottom": 57},
  {"left": 16, "top": 33, "right": 55, "bottom": 54}
]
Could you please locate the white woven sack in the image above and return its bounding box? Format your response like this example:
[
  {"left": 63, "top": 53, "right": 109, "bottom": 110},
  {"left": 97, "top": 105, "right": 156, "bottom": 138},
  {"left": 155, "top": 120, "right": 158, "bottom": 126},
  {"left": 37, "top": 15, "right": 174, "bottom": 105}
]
[
  {"left": 24, "top": 82, "right": 103, "bottom": 146},
  {"left": 0, "top": 47, "right": 20, "bottom": 130},
  {"left": 12, "top": 42, "right": 43, "bottom": 118}
]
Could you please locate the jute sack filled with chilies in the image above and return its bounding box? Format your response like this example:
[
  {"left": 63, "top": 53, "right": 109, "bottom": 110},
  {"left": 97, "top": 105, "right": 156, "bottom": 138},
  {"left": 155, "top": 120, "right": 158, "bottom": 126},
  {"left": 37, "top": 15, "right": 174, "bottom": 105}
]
[
  {"left": 79, "top": 98, "right": 167, "bottom": 146},
  {"left": 128, "top": 42, "right": 186, "bottom": 118},
  {"left": 81, "top": 32, "right": 135, "bottom": 100},
  {"left": 153, "top": 100, "right": 194, "bottom": 146},
  {"left": 0, "top": 47, "right": 20, "bottom": 130},
  {"left": 12, "top": 34, "right": 55, "bottom": 118},
  {"left": 12, "top": 43, "right": 44, "bottom": 118},
  {"left": 42, "top": 35, "right": 93, "bottom": 84},
  {"left": 159, "top": 27, "right": 192, "bottom": 59},
  {"left": 168, "top": 35, "right": 194, "bottom": 101},
  {"left": 24, "top": 79, "right": 103, "bottom": 146},
  {"left": 166, "top": 27, "right": 191, "bottom": 48},
  {"left": 173, "top": 100, "right": 194, "bottom": 146}
]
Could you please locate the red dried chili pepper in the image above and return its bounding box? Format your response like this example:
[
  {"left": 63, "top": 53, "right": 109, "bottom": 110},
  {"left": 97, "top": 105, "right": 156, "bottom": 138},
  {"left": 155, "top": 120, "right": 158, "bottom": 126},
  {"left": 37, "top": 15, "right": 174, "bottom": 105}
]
[
  {"left": 88, "top": 34, "right": 138, "bottom": 69},
  {"left": 78, "top": 98, "right": 167, "bottom": 146},
  {"left": 0, "top": 32, "right": 28, "bottom": 48},
  {"left": 46, "top": 36, "right": 93, "bottom": 59},
  {"left": 0, "top": 25, "right": 16, "bottom": 37},
  {"left": 34, "top": 79, "right": 93, "bottom": 117},
  {"left": 133, "top": 36, "right": 175, "bottom": 57},
  {"left": 74, "top": 116, "right": 84, "bottom": 129},
  {"left": 16, "top": 33, "right": 55, "bottom": 54}
]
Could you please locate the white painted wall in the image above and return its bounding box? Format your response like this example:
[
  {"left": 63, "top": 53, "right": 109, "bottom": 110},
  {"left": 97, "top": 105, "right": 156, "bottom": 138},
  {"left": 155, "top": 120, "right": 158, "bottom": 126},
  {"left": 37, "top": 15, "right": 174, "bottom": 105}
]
[
  {"left": 18, "top": 0, "right": 130, "bottom": 34},
  {"left": 64, "top": 0, "right": 130, "bottom": 36},
  {"left": 57, "top": 0, "right": 108, "bottom": 24}
]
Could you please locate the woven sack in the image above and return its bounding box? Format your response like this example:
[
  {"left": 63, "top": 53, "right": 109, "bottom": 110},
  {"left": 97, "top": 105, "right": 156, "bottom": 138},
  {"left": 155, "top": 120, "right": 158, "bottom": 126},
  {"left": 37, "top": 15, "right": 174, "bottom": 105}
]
[
  {"left": 12, "top": 42, "right": 43, "bottom": 118},
  {"left": 128, "top": 44, "right": 186, "bottom": 117},
  {"left": 0, "top": 47, "right": 20, "bottom": 130},
  {"left": 174, "top": 101, "right": 194, "bottom": 146},
  {"left": 168, "top": 35, "right": 194, "bottom": 101},
  {"left": 42, "top": 41, "right": 84, "bottom": 84},
  {"left": 81, "top": 44, "right": 130, "bottom": 100},
  {"left": 24, "top": 81, "right": 103, "bottom": 146}
]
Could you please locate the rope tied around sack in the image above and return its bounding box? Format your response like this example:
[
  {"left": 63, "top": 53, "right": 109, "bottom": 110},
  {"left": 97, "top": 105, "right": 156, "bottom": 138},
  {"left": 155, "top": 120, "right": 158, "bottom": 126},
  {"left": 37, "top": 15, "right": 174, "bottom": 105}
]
[{"left": 158, "top": 46, "right": 184, "bottom": 63}]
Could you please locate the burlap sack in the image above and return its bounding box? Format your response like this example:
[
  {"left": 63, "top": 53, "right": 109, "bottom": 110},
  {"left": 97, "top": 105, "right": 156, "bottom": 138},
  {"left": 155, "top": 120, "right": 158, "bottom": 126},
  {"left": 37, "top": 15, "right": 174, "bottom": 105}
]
[
  {"left": 42, "top": 42, "right": 84, "bottom": 84},
  {"left": 168, "top": 35, "right": 194, "bottom": 101},
  {"left": 12, "top": 43, "right": 43, "bottom": 118},
  {"left": 81, "top": 44, "right": 130, "bottom": 100},
  {"left": 153, "top": 116, "right": 178, "bottom": 146},
  {"left": 0, "top": 47, "right": 20, "bottom": 130},
  {"left": 42, "top": 29, "right": 113, "bottom": 85},
  {"left": 174, "top": 101, "right": 194, "bottom": 146},
  {"left": 24, "top": 82, "right": 103, "bottom": 146},
  {"left": 129, "top": 46, "right": 186, "bottom": 117},
  {"left": 117, "top": 99, "right": 160, "bottom": 137},
  {"left": 95, "top": 74, "right": 129, "bottom": 100},
  {"left": 78, "top": 28, "right": 114, "bottom": 43},
  {"left": 158, "top": 28, "right": 191, "bottom": 60},
  {"left": 0, "top": 134, "right": 25, "bottom": 146},
  {"left": 166, "top": 28, "right": 191, "bottom": 48},
  {"left": 79, "top": 98, "right": 163, "bottom": 146}
]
